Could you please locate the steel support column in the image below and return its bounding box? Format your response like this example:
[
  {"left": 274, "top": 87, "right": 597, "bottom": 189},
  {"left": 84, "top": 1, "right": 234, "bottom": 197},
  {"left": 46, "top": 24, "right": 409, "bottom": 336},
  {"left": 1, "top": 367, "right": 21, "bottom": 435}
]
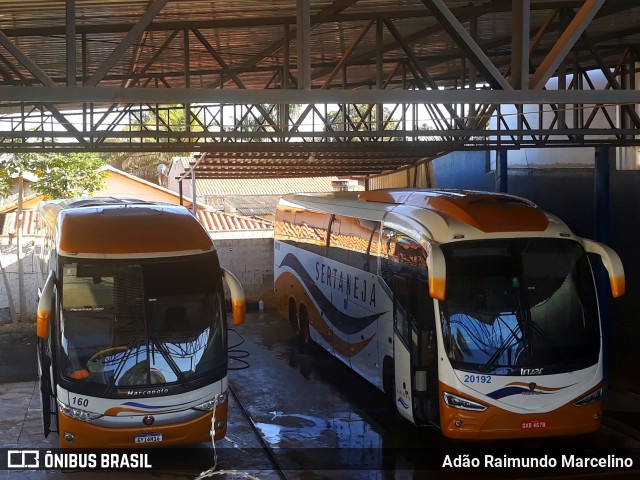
[
  {"left": 594, "top": 145, "right": 611, "bottom": 388},
  {"left": 66, "top": 0, "right": 76, "bottom": 87},
  {"left": 511, "top": 1, "right": 530, "bottom": 90},
  {"left": 296, "top": 0, "right": 311, "bottom": 90},
  {"left": 496, "top": 149, "right": 508, "bottom": 193}
]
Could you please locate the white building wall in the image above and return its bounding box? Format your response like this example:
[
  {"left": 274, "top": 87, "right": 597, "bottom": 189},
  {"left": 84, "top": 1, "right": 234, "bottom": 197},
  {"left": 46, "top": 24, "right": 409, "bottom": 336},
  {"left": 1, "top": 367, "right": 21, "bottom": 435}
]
[
  {"left": 0, "top": 243, "right": 40, "bottom": 322},
  {"left": 215, "top": 237, "right": 275, "bottom": 308},
  {"left": 490, "top": 69, "right": 640, "bottom": 169}
]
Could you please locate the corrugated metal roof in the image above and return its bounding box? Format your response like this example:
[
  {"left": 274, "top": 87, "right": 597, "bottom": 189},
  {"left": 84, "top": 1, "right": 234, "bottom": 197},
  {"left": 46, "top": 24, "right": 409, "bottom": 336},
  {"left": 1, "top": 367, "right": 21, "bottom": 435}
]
[
  {"left": 224, "top": 195, "right": 280, "bottom": 216},
  {"left": 195, "top": 176, "right": 351, "bottom": 196},
  {"left": 197, "top": 210, "right": 272, "bottom": 232}
]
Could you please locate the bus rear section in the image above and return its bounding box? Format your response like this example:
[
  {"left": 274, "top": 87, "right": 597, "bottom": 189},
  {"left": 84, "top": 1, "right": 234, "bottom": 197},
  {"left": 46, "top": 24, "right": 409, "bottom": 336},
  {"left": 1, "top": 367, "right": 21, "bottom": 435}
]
[
  {"left": 36, "top": 198, "right": 245, "bottom": 448},
  {"left": 274, "top": 189, "right": 625, "bottom": 440}
]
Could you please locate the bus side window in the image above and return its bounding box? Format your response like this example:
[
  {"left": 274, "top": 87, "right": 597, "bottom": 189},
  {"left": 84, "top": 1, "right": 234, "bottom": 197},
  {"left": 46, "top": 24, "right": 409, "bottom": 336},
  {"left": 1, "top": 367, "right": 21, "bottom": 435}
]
[
  {"left": 328, "top": 215, "right": 380, "bottom": 272},
  {"left": 382, "top": 229, "right": 434, "bottom": 351},
  {"left": 294, "top": 208, "right": 329, "bottom": 256}
]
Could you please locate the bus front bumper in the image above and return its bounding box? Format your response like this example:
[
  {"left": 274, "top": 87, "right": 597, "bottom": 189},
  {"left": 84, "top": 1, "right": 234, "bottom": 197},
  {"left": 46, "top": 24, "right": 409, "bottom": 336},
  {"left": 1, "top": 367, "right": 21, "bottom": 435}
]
[{"left": 57, "top": 401, "right": 228, "bottom": 448}]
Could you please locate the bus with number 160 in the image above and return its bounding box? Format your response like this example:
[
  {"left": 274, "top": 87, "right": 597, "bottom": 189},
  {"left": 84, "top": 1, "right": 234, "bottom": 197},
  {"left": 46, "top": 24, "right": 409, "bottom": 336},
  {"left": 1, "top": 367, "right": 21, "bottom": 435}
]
[{"left": 36, "top": 197, "right": 245, "bottom": 448}]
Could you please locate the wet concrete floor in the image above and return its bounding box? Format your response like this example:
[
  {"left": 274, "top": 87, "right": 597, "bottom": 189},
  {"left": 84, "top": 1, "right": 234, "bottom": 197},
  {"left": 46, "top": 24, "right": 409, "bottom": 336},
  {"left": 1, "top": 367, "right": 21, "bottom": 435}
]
[{"left": 1, "top": 312, "right": 640, "bottom": 479}]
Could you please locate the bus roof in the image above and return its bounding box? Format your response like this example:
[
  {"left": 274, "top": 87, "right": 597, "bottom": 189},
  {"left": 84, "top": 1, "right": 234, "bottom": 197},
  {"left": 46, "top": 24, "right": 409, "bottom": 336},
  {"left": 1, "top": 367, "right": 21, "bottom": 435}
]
[
  {"left": 359, "top": 189, "right": 550, "bottom": 233},
  {"left": 39, "top": 197, "right": 214, "bottom": 257},
  {"left": 280, "top": 189, "right": 573, "bottom": 241}
]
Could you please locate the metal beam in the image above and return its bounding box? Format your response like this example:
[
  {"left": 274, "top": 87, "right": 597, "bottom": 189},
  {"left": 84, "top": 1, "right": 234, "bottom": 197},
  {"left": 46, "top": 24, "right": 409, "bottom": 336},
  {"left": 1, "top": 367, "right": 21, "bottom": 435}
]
[
  {"left": 85, "top": 0, "right": 170, "bottom": 87},
  {"left": 529, "top": 0, "right": 605, "bottom": 90},
  {"left": 0, "top": 30, "right": 55, "bottom": 86},
  {"left": 0, "top": 85, "right": 639, "bottom": 104},
  {"left": 421, "top": 0, "right": 512, "bottom": 90}
]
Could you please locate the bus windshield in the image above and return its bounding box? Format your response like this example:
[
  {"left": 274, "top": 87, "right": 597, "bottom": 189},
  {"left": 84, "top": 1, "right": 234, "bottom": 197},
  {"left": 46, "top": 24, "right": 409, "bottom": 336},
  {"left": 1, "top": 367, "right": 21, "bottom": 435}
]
[
  {"left": 59, "top": 253, "right": 226, "bottom": 391},
  {"left": 439, "top": 238, "right": 600, "bottom": 375}
]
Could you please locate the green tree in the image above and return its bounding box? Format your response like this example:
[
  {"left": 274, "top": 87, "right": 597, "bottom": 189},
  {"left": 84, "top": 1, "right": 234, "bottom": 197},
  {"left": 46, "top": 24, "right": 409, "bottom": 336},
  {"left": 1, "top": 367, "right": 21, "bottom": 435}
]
[
  {"left": 0, "top": 150, "right": 106, "bottom": 323},
  {"left": 326, "top": 103, "right": 401, "bottom": 141},
  {"left": 0, "top": 151, "right": 107, "bottom": 200},
  {"left": 231, "top": 103, "right": 301, "bottom": 142}
]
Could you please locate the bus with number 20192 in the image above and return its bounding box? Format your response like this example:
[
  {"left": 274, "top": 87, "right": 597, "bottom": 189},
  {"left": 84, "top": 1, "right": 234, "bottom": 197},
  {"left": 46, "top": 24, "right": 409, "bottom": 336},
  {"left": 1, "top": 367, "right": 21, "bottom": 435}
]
[
  {"left": 274, "top": 188, "right": 625, "bottom": 439},
  {"left": 36, "top": 197, "right": 245, "bottom": 448}
]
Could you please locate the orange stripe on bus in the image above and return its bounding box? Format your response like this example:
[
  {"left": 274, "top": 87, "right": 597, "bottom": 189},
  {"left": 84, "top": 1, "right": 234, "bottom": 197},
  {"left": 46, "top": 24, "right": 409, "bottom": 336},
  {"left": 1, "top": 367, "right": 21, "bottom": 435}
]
[{"left": 58, "top": 401, "right": 228, "bottom": 448}]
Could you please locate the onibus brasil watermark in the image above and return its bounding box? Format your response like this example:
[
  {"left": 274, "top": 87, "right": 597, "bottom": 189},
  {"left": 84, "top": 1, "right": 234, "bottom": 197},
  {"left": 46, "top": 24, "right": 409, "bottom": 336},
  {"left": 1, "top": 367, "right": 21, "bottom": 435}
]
[{"left": 7, "top": 450, "right": 151, "bottom": 469}]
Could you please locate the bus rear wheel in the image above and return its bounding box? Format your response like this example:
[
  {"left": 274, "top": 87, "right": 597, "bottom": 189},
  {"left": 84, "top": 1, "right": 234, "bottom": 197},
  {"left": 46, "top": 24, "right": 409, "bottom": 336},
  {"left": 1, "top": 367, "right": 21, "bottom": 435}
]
[
  {"left": 296, "top": 304, "right": 311, "bottom": 350},
  {"left": 288, "top": 297, "right": 298, "bottom": 331}
]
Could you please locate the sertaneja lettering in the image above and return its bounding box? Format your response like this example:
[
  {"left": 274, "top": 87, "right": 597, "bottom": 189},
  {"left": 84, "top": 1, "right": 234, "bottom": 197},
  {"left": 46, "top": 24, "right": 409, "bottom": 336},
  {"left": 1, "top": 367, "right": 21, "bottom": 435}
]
[{"left": 314, "top": 260, "right": 377, "bottom": 308}]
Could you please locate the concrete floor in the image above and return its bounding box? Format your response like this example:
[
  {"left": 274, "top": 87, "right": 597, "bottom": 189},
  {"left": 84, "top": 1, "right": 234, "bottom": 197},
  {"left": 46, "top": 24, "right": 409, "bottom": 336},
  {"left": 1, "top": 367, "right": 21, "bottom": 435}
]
[{"left": 2, "top": 312, "right": 640, "bottom": 479}]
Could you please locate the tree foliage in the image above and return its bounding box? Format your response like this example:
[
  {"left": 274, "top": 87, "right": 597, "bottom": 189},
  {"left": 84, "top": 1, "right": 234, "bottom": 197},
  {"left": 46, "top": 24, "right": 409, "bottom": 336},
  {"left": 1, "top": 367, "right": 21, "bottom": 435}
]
[
  {"left": 0, "top": 151, "right": 107, "bottom": 200},
  {"left": 326, "top": 104, "right": 401, "bottom": 141}
]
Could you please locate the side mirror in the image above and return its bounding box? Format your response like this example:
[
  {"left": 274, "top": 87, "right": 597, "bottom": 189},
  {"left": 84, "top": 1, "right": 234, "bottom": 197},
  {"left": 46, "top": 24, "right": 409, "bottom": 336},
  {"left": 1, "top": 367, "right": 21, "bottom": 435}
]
[
  {"left": 37, "top": 272, "right": 56, "bottom": 339},
  {"left": 582, "top": 239, "right": 625, "bottom": 297},
  {"left": 222, "top": 268, "right": 246, "bottom": 325},
  {"left": 426, "top": 243, "right": 446, "bottom": 300}
]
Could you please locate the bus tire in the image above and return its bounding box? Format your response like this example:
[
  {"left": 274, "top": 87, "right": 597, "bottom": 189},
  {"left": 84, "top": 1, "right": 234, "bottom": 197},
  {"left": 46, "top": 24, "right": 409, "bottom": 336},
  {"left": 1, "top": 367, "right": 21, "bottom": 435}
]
[
  {"left": 297, "top": 304, "right": 311, "bottom": 350},
  {"left": 288, "top": 297, "right": 298, "bottom": 332}
]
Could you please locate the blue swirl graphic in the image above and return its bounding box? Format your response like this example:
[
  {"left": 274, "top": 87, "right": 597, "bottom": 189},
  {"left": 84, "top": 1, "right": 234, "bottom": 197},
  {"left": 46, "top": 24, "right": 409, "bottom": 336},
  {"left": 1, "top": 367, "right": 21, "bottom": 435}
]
[
  {"left": 279, "top": 252, "right": 385, "bottom": 335},
  {"left": 397, "top": 397, "right": 411, "bottom": 410},
  {"left": 487, "top": 386, "right": 551, "bottom": 400}
]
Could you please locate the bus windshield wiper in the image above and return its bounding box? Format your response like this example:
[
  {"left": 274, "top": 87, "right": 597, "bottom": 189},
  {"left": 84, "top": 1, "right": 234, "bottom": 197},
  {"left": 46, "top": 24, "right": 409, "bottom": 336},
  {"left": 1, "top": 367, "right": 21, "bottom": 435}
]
[
  {"left": 150, "top": 334, "right": 189, "bottom": 387},
  {"left": 482, "top": 314, "right": 523, "bottom": 373},
  {"left": 105, "top": 338, "right": 141, "bottom": 394}
]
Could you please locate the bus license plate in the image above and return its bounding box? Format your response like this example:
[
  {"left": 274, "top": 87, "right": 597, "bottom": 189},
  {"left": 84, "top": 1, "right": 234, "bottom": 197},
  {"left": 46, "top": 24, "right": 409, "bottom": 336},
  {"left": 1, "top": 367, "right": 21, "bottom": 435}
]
[
  {"left": 521, "top": 420, "right": 547, "bottom": 430},
  {"left": 135, "top": 433, "right": 163, "bottom": 444}
]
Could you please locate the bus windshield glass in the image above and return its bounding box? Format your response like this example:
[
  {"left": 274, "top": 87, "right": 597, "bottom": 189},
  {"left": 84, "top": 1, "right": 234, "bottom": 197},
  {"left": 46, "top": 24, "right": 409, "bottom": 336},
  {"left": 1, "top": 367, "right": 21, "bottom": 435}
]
[
  {"left": 59, "top": 253, "right": 225, "bottom": 390},
  {"left": 439, "top": 238, "right": 599, "bottom": 375}
]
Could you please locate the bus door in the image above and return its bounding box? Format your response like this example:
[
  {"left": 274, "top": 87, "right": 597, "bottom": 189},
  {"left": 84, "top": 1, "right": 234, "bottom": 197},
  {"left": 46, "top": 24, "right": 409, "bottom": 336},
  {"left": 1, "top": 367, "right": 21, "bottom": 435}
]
[
  {"left": 36, "top": 272, "right": 59, "bottom": 437},
  {"left": 391, "top": 274, "right": 439, "bottom": 425},
  {"left": 383, "top": 226, "right": 440, "bottom": 426},
  {"left": 392, "top": 275, "right": 415, "bottom": 424},
  {"left": 413, "top": 277, "right": 439, "bottom": 425}
]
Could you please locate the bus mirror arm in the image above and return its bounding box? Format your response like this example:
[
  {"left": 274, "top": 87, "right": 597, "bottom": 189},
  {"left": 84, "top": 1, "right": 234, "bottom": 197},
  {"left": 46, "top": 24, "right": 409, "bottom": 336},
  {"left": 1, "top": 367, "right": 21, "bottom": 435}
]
[
  {"left": 222, "top": 268, "right": 246, "bottom": 325},
  {"left": 37, "top": 271, "right": 56, "bottom": 339},
  {"left": 426, "top": 243, "right": 446, "bottom": 301},
  {"left": 582, "top": 239, "right": 626, "bottom": 298}
]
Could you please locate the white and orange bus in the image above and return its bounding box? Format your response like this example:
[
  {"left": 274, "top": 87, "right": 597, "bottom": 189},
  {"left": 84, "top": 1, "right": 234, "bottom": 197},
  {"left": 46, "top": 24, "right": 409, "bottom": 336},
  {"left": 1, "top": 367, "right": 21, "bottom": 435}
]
[
  {"left": 274, "top": 189, "right": 625, "bottom": 439},
  {"left": 35, "top": 197, "right": 245, "bottom": 448}
]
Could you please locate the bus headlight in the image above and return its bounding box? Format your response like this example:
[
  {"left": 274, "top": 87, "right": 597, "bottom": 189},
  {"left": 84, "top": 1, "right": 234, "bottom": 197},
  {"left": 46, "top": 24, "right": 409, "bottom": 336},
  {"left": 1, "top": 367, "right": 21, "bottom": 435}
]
[
  {"left": 574, "top": 388, "right": 602, "bottom": 407},
  {"left": 442, "top": 392, "right": 488, "bottom": 411},
  {"left": 193, "top": 391, "right": 228, "bottom": 411},
  {"left": 58, "top": 400, "right": 103, "bottom": 422}
]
